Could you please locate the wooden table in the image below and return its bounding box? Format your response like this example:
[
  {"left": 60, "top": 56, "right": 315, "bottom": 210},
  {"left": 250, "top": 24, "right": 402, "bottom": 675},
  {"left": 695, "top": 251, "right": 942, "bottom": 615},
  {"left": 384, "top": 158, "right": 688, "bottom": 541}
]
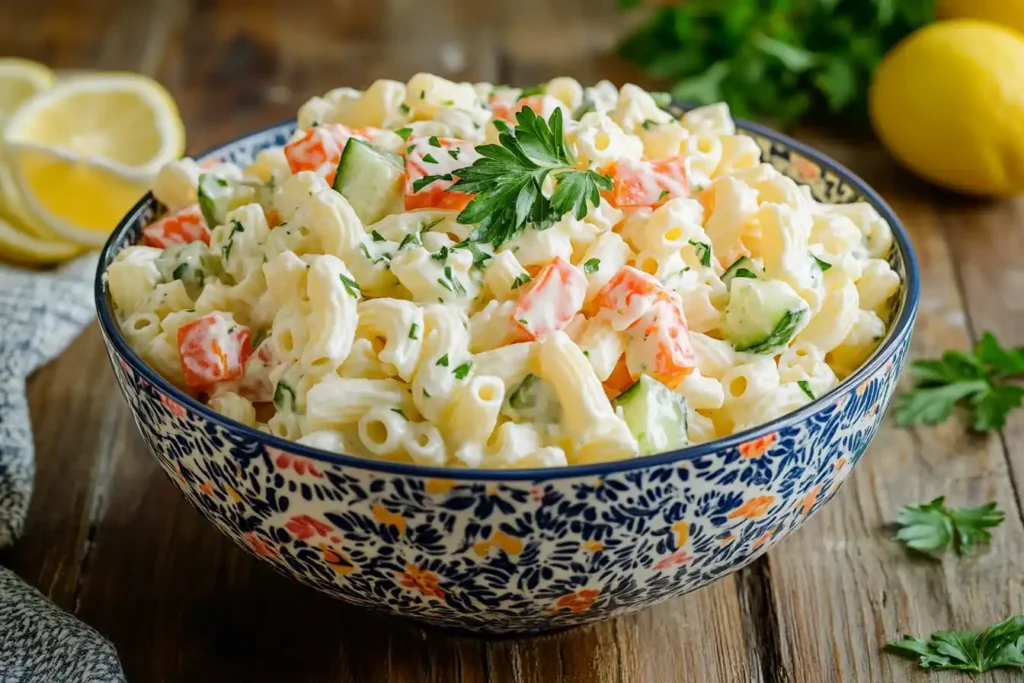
[{"left": 3, "top": 1, "right": 1023, "bottom": 681}]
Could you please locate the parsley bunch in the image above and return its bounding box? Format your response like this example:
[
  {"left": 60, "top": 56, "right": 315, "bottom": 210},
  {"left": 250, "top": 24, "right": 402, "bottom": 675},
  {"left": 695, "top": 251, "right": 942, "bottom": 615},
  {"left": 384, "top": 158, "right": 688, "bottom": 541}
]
[
  {"left": 618, "top": 0, "right": 933, "bottom": 126},
  {"left": 895, "top": 332, "right": 1024, "bottom": 432},
  {"left": 894, "top": 497, "right": 1004, "bottom": 557},
  {"left": 888, "top": 616, "right": 1024, "bottom": 673},
  {"left": 453, "top": 107, "right": 612, "bottom": 247}
]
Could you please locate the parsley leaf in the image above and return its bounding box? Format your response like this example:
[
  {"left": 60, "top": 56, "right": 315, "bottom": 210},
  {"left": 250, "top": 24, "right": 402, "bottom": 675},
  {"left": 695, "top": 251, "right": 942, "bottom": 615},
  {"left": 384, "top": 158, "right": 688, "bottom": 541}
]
[
  {"left": 453, "top": 362, "right": 472, "bottom": 380},
  {"left": 437, "top": 354, "right": 449, "bottom": 367},
  {"left": 895, "top": 332, "right": 1024, "bottom": 431},
  {"left": 428, "top": 136, "right": 441, "bottom": 147},
  {"left": 422, "top": 153, "right": 439, "bottom": 164},
  {"left": 886, "top": 615, "right": 1024, "bottom": 673},
  {"left": 894, "top": 496, "right": 1004, "bottom": 557},
  {"left": 452, "top": 107, "right": 612, "bottom": 247},
  {"left": 396, "top": 127, "right": 413, "bottom": 141},
  {"left": 583, "top": 258, "right": 601, "bottom": 274}
]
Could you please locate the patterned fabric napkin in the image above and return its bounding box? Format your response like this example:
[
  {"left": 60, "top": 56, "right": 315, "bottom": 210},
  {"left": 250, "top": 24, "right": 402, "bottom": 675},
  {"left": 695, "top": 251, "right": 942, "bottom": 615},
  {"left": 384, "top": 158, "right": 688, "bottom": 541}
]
[{"left": 0, "top": 255, "right": 127, "bottom": 683}]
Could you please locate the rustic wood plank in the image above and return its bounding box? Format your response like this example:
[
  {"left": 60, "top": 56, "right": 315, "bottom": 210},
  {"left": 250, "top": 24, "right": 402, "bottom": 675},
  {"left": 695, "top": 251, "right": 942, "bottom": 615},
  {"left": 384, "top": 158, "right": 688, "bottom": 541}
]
[
  {"left": 935, "top": 196, "right": 1024, "bottom": 513},
  {"left": 760, "top": 135, "right": 1024, "bottom": 682}
]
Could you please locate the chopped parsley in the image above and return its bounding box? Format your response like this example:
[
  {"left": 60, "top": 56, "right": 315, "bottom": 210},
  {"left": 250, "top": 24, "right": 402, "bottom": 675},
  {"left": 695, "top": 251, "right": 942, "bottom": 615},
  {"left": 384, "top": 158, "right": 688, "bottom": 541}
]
[
  {"left": 370, "top": 230, "right": 386, "bottom": 242},
  {"left": 511, "top": 273, "right": 531, "bottom": 290},
  {"left": 273, "top": 381, "right": 296, "bottom": 412},
  {"left": 412, "top": 173, "right": 452, "bottom": 193},
  {"left": 641, "top": 119, "right": 659, "bottom": 130},
  {"left": 448, "top": 148, "right": 461, "bottom": 160},
  {"left": 398, "top": 103, "right": 411, "bottom": 115},
  {"left": 338, "top": 273, "right": 361, "bottom": 298},
  {"left": 658, "top": 189, "right": 671, "bottom": 202},
  {"left": 437, "top": 266, "right": 467, "bottom": 295},
  {"left": 798, "top": 380, "right": 815, "bottom": 400},
  {"left": 396, "top": 127, "right": 413, "bottom": 141},
  {"left": 222, "top": 220, "right": 245, "bottom": 261},
  {"left": 398, "top": 230, "right": 423, "bottom": 250},
  {"left": 409, "top": 323, "right": 420, "bottom": 340},
  {"left": 453, "top": 362, "right": 472, "bottom": 380},
  {"left": 437, "top": 354, "right": 449, "bottom": 367},
  {"left": 454, "top": 240, "right": 492, "bottom": 269},
  {"left": 422, "top": 153, "right": 439, "bottom": 164},
  {"left": 689, "top": 239, "right": 712, "bottom": 267},
  {"left": 390, "top": 407, "right": 408, "bottom": 420},
  {"left": 813, "top": 255, "right": 832, "bottom": 272},
  {"left": 431, "top": 246, "right": 450, "bottom": 261},
  {"left": 583, "top": 258, "right": 601, "bottom": 274},
  {"left": 428, "top": 136, "right": 441, "bottom": 147}
]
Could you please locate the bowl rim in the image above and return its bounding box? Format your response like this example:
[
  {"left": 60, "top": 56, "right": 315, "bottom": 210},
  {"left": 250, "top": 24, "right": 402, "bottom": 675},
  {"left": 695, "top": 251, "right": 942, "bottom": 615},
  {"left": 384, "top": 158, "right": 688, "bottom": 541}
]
[{"left": 95, "top": 115, "right": 921, "bottom": 482}]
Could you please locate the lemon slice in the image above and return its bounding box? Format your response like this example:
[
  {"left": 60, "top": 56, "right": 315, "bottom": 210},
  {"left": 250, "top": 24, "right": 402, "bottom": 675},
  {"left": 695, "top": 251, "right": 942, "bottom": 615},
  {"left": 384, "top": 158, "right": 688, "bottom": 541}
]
[
  {"left": 4, "top": 73, "right": 185, "bottom": 247},
  {"left": 0, "top": 215, "right": 81, "bottom": 265},
  {"left": 0, "top": 58, "right": 55, "bottom": 127}
]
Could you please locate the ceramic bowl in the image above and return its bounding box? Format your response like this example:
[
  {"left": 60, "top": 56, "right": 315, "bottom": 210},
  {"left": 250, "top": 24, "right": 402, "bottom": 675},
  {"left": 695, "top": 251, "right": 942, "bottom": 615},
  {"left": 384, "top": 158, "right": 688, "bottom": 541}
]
[{"left": 95, "top": 115, "right": 919, "bottom": 633}]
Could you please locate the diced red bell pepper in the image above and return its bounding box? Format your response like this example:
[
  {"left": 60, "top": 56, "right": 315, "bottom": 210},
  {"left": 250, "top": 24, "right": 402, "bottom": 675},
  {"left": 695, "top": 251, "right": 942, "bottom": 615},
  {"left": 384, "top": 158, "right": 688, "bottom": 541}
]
[
  {"left": 177, "top": 313, "right": 252, "bottom": 390},
  {"left": 404, "top": 136, "right": 478, "bottom": 211},
  {"left": 511, "top": 256, "right": 588, "bottom": 340},
  {"left": 142, "top": 204, "right": 210, "bottom": 249},
  {"left": 602, "top": 156, "right": 689, "bottom": 208}
]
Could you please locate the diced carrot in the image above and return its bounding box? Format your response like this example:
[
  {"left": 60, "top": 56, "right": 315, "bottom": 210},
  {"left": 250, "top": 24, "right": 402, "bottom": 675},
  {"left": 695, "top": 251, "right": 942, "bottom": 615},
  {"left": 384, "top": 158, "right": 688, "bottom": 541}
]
[
  {"left": 404, "top": 136, "right": 478, "bottom": 211},
  {"left": 284, "top": 123, "right": 371, "bottom": 185},
  {"left": 624, "top": 299, "right": 696, "bottom": 389},
  {"left": 511, "top": 256, "right": 588, "bottom": 340},
  {"left": 177, "top": 313, "right": 252, "bottom": 390},
  {"left": 602, "top": 356, "right": 634, "bottom": 401},
  {"left": 142, "top": 204, "right": 210, "bottom": 249},
  {"left": 602, "top": 156, "right": 689, "bottom": 208}
]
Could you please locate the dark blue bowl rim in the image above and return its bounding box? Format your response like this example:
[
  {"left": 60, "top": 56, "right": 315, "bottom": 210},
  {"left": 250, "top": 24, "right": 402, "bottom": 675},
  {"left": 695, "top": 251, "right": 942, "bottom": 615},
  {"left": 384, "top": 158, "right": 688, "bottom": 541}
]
[{"left": 95, "top": 115, "right": 921, "bottom": 482}]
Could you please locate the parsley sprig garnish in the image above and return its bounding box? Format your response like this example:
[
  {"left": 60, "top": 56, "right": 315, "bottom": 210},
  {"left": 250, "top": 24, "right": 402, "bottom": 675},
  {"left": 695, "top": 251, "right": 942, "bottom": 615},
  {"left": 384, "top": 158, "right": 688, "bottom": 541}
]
[
  {"left": 893, "top": 496, "right": 1004, "bottom": 557},
  {"left": 895, "top": 332, "right": 1024, "bottom": 432},
  {"left": 887, "top": 615, "right": 1024, "bottom": 673},
  {"left": 453, "top": 107, "right": 612, "bottom": 247}
]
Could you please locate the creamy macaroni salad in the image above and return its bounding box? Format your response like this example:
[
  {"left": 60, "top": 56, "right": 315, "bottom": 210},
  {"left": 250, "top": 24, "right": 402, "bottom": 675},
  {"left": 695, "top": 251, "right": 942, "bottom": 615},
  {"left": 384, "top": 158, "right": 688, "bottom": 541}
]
[{"left": 107, "top": 74, "right": 901, "bottom": 469}]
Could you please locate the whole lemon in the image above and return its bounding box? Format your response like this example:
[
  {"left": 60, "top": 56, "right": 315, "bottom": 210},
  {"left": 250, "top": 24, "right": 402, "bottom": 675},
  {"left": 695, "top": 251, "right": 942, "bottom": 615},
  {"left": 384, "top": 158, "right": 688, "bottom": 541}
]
[
  {"left": 937, "top": 0, "right": 1024, "bottom": 35},
  {"left": 870, "top": 20, "right": 1024, "bottom": 196}
]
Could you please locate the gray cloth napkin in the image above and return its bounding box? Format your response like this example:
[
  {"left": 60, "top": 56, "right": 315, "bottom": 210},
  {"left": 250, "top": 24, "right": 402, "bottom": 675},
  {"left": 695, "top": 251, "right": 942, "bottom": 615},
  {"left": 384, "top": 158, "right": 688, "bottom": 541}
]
[{"left": 0, "top": 255, "right": 126, "bottom": 683}]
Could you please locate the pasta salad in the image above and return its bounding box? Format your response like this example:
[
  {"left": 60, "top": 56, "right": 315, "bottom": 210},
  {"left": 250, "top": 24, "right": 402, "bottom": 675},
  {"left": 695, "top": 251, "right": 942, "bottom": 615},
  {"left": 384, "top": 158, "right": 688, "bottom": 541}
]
[{"left": 107, "top": 74, "right": 901, "bottom": 469}]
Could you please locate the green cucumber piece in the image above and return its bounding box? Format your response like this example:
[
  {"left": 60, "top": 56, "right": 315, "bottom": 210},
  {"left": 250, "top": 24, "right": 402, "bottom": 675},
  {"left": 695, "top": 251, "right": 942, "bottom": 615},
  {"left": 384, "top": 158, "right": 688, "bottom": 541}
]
[
  {"left": 332, "top": 139, "right": 405, "bottom": 224},
  {"left": 503, "top": 373, "right": 561, "bottom": 424},
  {"left": 197, "top": 173, "right": 256, "bottom": 228},
  {"left": 721, "top": 256, "right": 761, "bottom": 289},
  {"left": 155, "top": 241, "right": 221, "bottom": 299},
  {"left": 612, "top": 375, "right": 689, "bottom": 456},
  {"left": 724, "top": 278, "right": 810, "bottom": 354}
]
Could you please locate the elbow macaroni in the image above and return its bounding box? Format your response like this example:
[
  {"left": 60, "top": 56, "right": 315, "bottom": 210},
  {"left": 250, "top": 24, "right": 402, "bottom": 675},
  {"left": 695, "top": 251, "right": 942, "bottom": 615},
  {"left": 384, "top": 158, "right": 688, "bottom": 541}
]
[{"left": 117, "top": 76, "right": 901, "bottom": 468}]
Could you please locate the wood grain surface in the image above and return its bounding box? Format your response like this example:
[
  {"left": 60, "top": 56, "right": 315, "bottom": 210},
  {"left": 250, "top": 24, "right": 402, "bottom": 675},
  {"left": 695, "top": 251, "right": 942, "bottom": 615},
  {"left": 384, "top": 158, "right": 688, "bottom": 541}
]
[{"left": 2, "top": 1, "right": 1023, "bottom": 681}]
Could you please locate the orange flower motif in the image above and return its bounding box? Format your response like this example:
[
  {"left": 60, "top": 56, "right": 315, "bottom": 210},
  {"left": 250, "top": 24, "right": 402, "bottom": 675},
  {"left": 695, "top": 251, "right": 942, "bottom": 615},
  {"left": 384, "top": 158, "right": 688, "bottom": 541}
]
[
  {"left": 789, "top": 154, "right": 821, "bottom": 181},
  {"left": 159, "top": 394, "right": 187, "bottom": 418},
  {"left": 199, "top": 480, "right": 215, "bottom": 497},
  {"left": 833, "top": 457, "right": 847, "bottom": 470},
  {"left": 285, "top": 514, "right": 333, "bottom": 541},
  {"left": 856, "top": 379, "right": 871, "bottom": 396},
  {"left": 580, "top": 540, "right": 605, "bottom": 552},
  {"left": 271, "top": 450, "right": 323, "bottom": 478},
  {"left": 318, "top": 543, "right": 356, "bottom": 575},
  {"left": 473, "top": 530, "right": 524, "bottom": 557},
  {"left": 550, "top": 588, "right": 601, "bottom": 614},
  {"left": 671, "top": 520, "right": 690, "bottom": 549},
  {"left": 797, "top": 485, "right": 821, "bottom": 516},
  {"left": 425, "top": 478, "right": 455, "bottom": 495},
  {"left": 728, "top": 495, "right": 775, "bottom": 519},
  {"left": 752, "top": 528, "right": 777, "bottom": 550},
  {"left": 739, "top": 433, "right": 778, "bottom": 459},
  {"left": 654, "top": 548, "right": 693, "bottom": 570},
  {"left": 398, "top": 564, "right": 445, "bottom": 601},
  {"left": 371, "top": 504, "right": 406, "bottom": 534},
  {"left": 226, "top": 485, "right": 244, "bottom": 503},
  {"left": 719, "top": 533, "right": 736, "bottom": 546},
  {"left": 245, "top": 531, "right": 278, "bottom": 558}
]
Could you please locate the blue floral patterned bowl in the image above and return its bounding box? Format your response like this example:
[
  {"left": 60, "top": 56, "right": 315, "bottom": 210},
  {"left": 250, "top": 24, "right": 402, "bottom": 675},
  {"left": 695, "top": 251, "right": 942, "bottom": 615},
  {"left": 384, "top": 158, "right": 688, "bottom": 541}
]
[{"left": 95, "top": 115, "right": 919, "bottom": 633}]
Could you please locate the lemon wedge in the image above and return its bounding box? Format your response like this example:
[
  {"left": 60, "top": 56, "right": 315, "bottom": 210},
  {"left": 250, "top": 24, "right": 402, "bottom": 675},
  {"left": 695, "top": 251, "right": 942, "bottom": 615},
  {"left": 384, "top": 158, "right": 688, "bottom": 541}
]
[
  {"left": 0, "top": 215, "right": 81, "bottom": 265},
  {"left": 0, "top": 58, "right": 55, "bottom": 127},
  {"left": 4, "top": 73, "right": 185, "bottom": 247}
]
